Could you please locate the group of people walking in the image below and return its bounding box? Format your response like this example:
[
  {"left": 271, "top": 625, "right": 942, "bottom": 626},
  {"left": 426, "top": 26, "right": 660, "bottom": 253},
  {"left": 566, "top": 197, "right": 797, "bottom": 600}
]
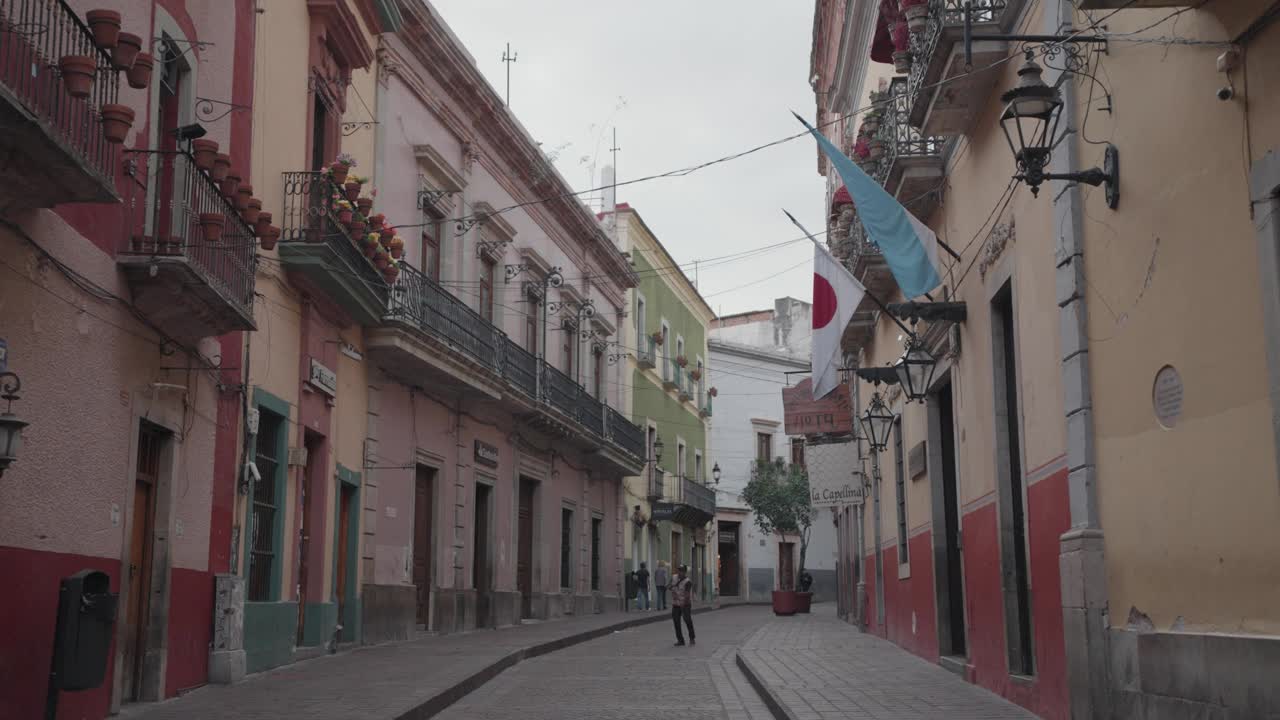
[{"left": 632, "top": 561, "right": 696, "bottom": 646}]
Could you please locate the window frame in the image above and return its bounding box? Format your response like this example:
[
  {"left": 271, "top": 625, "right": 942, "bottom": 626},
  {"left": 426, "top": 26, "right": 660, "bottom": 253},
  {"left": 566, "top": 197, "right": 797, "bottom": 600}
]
[
  {"left": 894, "top": 416, "right": 908, "bottom": 565},
  {"left": 756, "top": 432, "right": 773, "bottom": 463},
  {"left": 791, "top": 437, "right": 806, "bottom": 468},
  {"left": 560, "top": 505, "right": 575, "bottom": 590},
  {"left": 479, "top": 257, "right": 496, "bottom": 323},
  {"left": 248, "top": 407, "right": 286, "bottom": 602}
]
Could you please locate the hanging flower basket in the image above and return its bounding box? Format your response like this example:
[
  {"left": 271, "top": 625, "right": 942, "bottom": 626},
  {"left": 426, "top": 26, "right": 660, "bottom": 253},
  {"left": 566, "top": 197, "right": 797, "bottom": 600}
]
[
  {"left": 901, "top": 0, "right": 929, "bottom": 33},
  {"left": 100, "top": 103, "right": 134, "bottom": 144},
  {"left": 869, "top": 138, "right": 886, "bottom": 160},
  {"left": 388, "top": 235, "right": 404, "bottom": 259},
  {"left": 198, "top": 213, "right": 226, "bottom": 243},
  {"left": 112, "top": 32, "right": 141, "bottom": 71},
  {"left": 676, "top": 355, "right": 689, "bottom": 368},
  {"left": 85, "top": 9, "right": 122, "bottom": 51},
  {"left": 337, "top": 208, "right": 353, "bottom": 224},
  {"left": 356, "top": 197, "right": 373, "bottom": 215},
  {"left": 651, "top": 332, "right": 664, "bottom": 346},
  {"left": 58, "top": 55, "right": 97, "bottom": 99},
  {"left": 259, "top": 226, "right": 280, "bottom": 252},
  {"left": 893, "top": 50, "right": 912, "bottom": 74},
  {"left": 243, "top": 198, "right": 262, "bottom": 226},
  {"left": 127, "top": 52, "right": 154, "bottom": 89},
  {"left": 382, "top": 262, "right": 400, "bottom": 284},
  {"left": 211, "top": 153, "right": 231, "bottom": 182},
  {"left": 192, "top": 139, "right": 219, "bottom": 171},
  {"left": 709, "top": 387, "right": 718, "bottom": 397},
  {"left": 343, "top": 182, "right": 361, "bottom": 202},
  {"left": 220, "top": 172, "right": 241, "bottom": 201},
  {"left": 236, "top": 183, "right": 253, "bottom": 211},
  {"left": 255, "top": 212, "right": 273, "bottom": 238},
  {"left": 690, "top": 369, "right": 702, "bottom": 381},
  {"left": 373, "top": 246, "right": 390, "bottom": 269}
]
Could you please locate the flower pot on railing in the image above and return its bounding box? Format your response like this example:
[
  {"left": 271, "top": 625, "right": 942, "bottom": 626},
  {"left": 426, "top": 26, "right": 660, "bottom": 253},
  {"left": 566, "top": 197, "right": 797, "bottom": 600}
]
[
  {"left": 236, "top": 183, "right": 253, "bottom": 211},
  {"left": 127, "top": 52, "right": 154, "bottom": 89},
  {"left": 255, "top": 212, "right": 273, "bottom": 238},
  {"left": 343, "top": 182, "right": 361, "bottom": 202},
  {"left": 259, "top": 226, "right": 280, "bottom": 251},
  {"left": 892, "top": 50, "right": 912, "bottom": 73},
  {"left": 330, "top": 162, "right": 350, "bottom": 184},
  {"left": 243, "top": 198, "right": 262, "bottom": 226},
  {"left": 383, "top": 263, "right": 400, "bottom": 284},
  {"left": 869, "top": 139, "right": 886, "bottom": 160},
  {"left": 212, "top": 153, "right": 231, "bottom": 182},
  {"left": 356, "top": 197, "right": 373, "bottom": 215},
  {"left": 112, "top": 32, "right": 142, "bottom": 71},
  {"left": 362, "top": 234, "right": 379, "bottom": 258},
  {"left": 389, "top": 235, "right": 404, "bottom": 259},
  {"left": 100, "top": 104, "right": 134, "bottom": 144},
  {"left": 348, "top": 219, "right": 366, "bottom": 236},
  {"left": 85, "top": 9, "right": 122, "bottom": 51},
  {"left": 337, "top": 208, "right": 353, "bottom": 224},
  {"left": 901, "top": 0, "right": 929, "bottom": 33},
  {"left": 198, "top": 213, "right": 226, "bottom": 243},
  {"left": 58, "top": 55, "right": 97, "bottom": 99},
  {"left": 220, "top": 173, "right": 241, "bottom": 200},
  {"left": 373, "top": 247, "right": 390, "bottom": 269},
  {"left": 192, "top": 139, "right": 219, "bottom": 171}
]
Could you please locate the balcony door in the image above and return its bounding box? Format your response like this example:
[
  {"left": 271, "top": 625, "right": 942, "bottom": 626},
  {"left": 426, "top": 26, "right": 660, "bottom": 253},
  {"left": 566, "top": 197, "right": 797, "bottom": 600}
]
[{"left": 150, "top": 39, "right": 189, "bottom": 246}]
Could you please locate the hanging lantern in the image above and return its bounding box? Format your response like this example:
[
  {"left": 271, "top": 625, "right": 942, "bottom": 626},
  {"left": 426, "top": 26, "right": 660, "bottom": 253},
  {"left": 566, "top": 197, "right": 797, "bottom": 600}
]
[
  {"left": 894, "top": 337, "right": 938, "bottom": 403},
  {"left": 0, "top": 372, "right": 28, "bottom": 478},
  {"left": 860, "top": 392, "right": 896, "bottom": 452}
]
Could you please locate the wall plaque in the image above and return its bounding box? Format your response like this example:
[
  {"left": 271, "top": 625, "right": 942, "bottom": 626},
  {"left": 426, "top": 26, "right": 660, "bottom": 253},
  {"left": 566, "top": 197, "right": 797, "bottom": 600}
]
[
  {"left": 1153, "top": 365, "right": 1183, "bottom": 429},
  {"left": 474, "top": 440, "right": 500, "bottom": 468}
]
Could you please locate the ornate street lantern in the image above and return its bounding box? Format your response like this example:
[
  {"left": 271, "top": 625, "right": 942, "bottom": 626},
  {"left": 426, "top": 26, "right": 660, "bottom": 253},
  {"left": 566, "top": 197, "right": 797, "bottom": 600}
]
[
  {"left": 652, "top": 435, "right": 664, "bottom": 464},
  {"left": 712, "top": 462, "right": 722, "bottom": 485},
  {"left": 894, "top": 337, "right": 937, "bottom": 403},
  {"left": 999, "top": 54, "right": 1118, "bottom": 209},
  {"left": 0, "top": 372, "right": 28, "bottom": 478},
  {"left": 860, "top": 392, "right": 896, "bottom": 452}
]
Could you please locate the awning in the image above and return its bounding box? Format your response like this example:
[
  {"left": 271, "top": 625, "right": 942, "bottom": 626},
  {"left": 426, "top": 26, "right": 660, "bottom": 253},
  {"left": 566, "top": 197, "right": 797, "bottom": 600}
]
[{"left": 871, "top": 0, "right": 899, "bottom": 64}]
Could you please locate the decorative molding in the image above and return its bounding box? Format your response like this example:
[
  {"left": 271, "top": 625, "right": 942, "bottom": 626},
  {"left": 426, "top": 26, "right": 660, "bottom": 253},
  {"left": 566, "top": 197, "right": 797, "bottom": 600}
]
[
  {"left": 472, "top": 201, "right": 517, "bottom": 242},
  {"left": 414, "top": 143, "right": 467, "bottom": 193},
  {"left": 978, "top": 220, "right": 1016, "bottom": 281},
  {"left": 307, "top": 0, "right": 376, "bottom": 70}
]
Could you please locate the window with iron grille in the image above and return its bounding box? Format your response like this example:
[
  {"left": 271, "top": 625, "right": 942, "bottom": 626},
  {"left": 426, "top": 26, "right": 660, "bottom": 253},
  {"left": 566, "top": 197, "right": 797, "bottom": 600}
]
[
  {"left": 791, "top": 437, "right": 806, "bottom": 467},
  {"left": 560, "top": 507, "right": 574, "bottom": 589},
  {"left": 591, "top": 517, "right": 602, "bottom": 591},
  {"left": 894, "top": 417, "right": 908, "bottom": 564},
  {"left": 249, "top": 409, "right": 284, "bottom": 601}
]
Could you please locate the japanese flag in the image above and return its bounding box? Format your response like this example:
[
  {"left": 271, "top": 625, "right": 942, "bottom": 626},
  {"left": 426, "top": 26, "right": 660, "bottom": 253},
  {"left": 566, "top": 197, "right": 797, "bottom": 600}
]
[{"left": 812, "top": 242, "right": 866, "bottom": 400}]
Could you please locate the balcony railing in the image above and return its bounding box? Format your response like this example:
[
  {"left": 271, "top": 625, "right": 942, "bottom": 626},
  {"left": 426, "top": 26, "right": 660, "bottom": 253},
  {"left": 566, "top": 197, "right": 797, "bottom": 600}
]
[
  {"left": 504, "top": 338, "right": 538, "bottom": 399},
  {"left": 605, "top": 405, "right": 645, "bottom": 460},
  {"left": 389, "top": 263, "right": 503, "bottom": 373},
  {"left": 662, "top": 474, "right": 717, "bottom": 525},
  {"left": 279, "top": 171, "right": 388, "bottom": 323},
  {"left": 0, "top": 0, "right": 120, "bottom": 203},
  {"left": 544, "top": 362, "right": 582, "bottom": 423},
  {"left": 637, "top": 333, "right": 656, "bottom": 369},
  {"left": 700, "top": 394, "right": 713, "bottom": 419},
  {"left": 117, "top": 149, "right": 257, "bottom": 339}
]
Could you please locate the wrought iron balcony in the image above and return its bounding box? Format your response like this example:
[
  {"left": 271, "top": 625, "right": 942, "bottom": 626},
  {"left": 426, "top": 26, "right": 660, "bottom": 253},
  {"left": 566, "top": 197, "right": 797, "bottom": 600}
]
[
  {"left": 503, "top": 338, "right": 538, "bottom": 399},
  {"left": 637, "top": 333, "right": 656, "bottom": 370},
  {"left": 117, "top": 150, "right": 256, "bottom": 343},
  {"left": 678, "top": 370, "right": 693, "bottom": 402},
  {"left": 279, "top": 171, "right": 388, "bottom": 324},
  {"left": 0, "top": 0, "right": 120, "bottom": 207},
  {"left": 661, "top": 474, "right": 717, "bottom": 527},
  {"left": 662, "top": 355, "right": 678, "bottom": 390},
  {"left": 906, "top": 0, "right": 1025, "bottom": 136},
  {"left": 878, "top": 77, "right": 946, "bottom": 222},
  {"left": 604, "top": 405, "right": 645, "bottom": 461},
  {"left": 700, "top": 393, "right": 713, "bottom": 419}
]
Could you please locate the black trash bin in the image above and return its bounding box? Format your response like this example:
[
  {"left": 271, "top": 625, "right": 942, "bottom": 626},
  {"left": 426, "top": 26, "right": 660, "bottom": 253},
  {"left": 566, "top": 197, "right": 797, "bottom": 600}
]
[{"left": 51, "top": 569, "right": 117, "bottom": 692}]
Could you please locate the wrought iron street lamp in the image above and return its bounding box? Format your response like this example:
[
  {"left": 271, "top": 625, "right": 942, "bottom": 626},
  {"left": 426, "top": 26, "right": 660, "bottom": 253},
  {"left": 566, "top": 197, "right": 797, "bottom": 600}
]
[
  {"left": 894, "top": 337, "right": 937, "bottom": 403},
  {"left": 999, "top": 54, "right": 1119, "bottom": 209},
  {"left": 860, "top": 392, "right": 896, "bottom": 453},
  {"left": 712, "top": 462, "right": 722, "bottom": 485},
  {"left": 0, "top": 372, "right": 28, "bottom": 478}
]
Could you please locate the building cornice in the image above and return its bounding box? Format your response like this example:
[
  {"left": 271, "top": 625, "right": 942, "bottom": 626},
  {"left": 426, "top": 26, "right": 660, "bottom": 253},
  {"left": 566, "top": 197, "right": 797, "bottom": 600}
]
[
  {"left": 709, "top": 339, "right": 811, "bottom": 369},
  {"left": 308, "top": 0, "right": 376, "bottom": 70}
]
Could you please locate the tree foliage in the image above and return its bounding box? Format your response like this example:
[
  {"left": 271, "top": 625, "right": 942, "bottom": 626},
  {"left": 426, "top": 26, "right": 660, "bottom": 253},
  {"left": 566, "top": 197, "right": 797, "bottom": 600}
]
[{"left": 741, "top": 459, "right": 813, "bottom": 588}]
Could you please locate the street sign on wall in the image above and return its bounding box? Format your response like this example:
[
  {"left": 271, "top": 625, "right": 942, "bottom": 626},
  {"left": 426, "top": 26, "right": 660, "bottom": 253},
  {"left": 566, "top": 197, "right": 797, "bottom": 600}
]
[
  {"left": 805, "top": 440, "right": 864, "bottom": 508},
  {"left": 781, "top": 377, "right": 852, "bottom": 436}
]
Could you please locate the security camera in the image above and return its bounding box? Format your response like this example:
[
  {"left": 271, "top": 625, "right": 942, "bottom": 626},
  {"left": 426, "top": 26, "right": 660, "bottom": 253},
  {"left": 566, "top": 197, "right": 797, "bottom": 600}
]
[{"left": 1217, "top": 85, "right": 1235, "bottom": 102}]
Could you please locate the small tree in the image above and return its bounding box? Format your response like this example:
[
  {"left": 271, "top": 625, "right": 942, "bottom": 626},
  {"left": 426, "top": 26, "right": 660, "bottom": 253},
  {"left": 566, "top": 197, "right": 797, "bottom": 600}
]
[{"left": 741, "top": 458, "right": 812, "bottom": 591}]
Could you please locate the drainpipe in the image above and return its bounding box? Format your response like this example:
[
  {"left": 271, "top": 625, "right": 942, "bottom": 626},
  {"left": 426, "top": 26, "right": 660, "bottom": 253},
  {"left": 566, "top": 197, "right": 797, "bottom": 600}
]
[{"left": 1048, "top": 2, "right": 1110, "bottom": 717}]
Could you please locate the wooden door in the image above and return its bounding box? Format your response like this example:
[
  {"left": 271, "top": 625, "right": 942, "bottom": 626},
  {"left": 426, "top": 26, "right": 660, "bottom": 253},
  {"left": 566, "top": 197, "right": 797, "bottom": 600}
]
[
  {"left": 779, "top": 542, "right": 795, "bottom": 591},
  {"left": 474, "top": 484, "right": 491, "bottom": 628},
  {"left": 297, "top": 434, "right": 322, "bottom": 645},
  {"left": 414, "top": 468, "right": 434, "bottom": 626},
  {"left": 124, "top": 425, "right": 162, "bottom": 701},
  {"left": 517, "top": 479, "right": 535, "bottom": 618},
  {"left": 335, "top": 487, "right": 353, "bottom": 629}
]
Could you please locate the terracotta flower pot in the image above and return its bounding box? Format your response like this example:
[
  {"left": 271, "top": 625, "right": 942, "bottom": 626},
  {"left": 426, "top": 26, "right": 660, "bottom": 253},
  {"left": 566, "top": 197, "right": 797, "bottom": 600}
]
[
  {"left": 211, "top": 153, "right": 231, "bottom": 182},
  {"left": 236, "top": 183, "right": 253, "bottom": 211},
  {"left": 863, "top": 119, "right": 880, "bottom": 134},
  {"left": 383, "top": 265, "right": 400, "bottom": 284},
  {"left": 348, "top": 219, "right": 366, "bottom": 236},
  {"left": 192, "top": 139, "right": 219, "bottom": 171},
  {"left": 100, "top": 103, "right": 134, "bottom": 144},
  {"left": 220, "top": 173, "right": 241, "bottom": 201},
  {"left": 373, "top": 253, "right": 389, "bottom": 270},
  {"left": 390, "top": 246, "right": 403, "bottom": 259},
  {"left": 127, "top": 52, "right": 154, "bottom": 89},
  {"left": 112, "top": 32, "right": 141, "bottom": 71},
  {"left": 58, "top": 55, "right": 97, "bottom": 99},
  {"left": 330, "top": 162, "right": 350, "bottom": 184},
  {"left": 85, "top": 9, "right": 122, "bottom": 51},
  {"left": 904, "top": 3, "right": 929, "bottom": 33},
  {"left": 255, "top": 212, "right": 273, "bottom": 238},
  {"left": 337, "top": 208, "right": 353, "bottom": 224},
  {"left": 869, "top": 140, "right": 886, "bottom": 160},
  {"left": 388, "top": 236, "right": 404, "bottom": 257},
  {"left": 893, "top": 50, "right": 912, "bottom": 74},
  {"left": 259, "top": 226, "right": 280, "bottom": 252},
  {"left": 242, "top": 198, "right": 262, "bottom": 226},
  {"left": 772, "top": 590, "right": 799, "bottom": 617},
  {"left": 796, "top": 592, "right": 813, "bottom": 614},
  {"left": 343, "top": 182, "right": 361, "bottom": 202},
  {"left": 198, "top": 212, "right": 226, "bottom": 243},
  {"left": 356, "top": 197, "right": 373, "bottom": 215}
]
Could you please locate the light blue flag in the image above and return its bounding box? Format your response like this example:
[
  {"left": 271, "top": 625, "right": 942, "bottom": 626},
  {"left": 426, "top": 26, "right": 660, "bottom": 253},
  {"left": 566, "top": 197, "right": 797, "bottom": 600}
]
[{"left": 794, "top": 113, "right": 943, "bottom": 299}]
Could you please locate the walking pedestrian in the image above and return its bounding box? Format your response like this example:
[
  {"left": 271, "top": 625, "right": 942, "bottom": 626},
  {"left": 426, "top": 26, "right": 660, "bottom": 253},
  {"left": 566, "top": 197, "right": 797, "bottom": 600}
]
[
  {"left": 635, "top": 561, "right": 651, "bottom": 611},
  {"left": 654, "top": 561, "right": 669, "bottom": 610},
  {"left": 671, "top": 564, "right": 695, "bottom": 646}
]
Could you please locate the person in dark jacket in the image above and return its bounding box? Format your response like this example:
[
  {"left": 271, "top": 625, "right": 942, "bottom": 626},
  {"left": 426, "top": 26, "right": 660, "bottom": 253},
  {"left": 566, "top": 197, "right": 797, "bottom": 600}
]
[
  {"left": 635, "top": 562, "right": 650, "bottom": 610},
  {"left": 671, "top": 564, "right": 695, "bottom": 646},
  {"left": 654, "top": 561, "right": 670, "bottom": 610}
]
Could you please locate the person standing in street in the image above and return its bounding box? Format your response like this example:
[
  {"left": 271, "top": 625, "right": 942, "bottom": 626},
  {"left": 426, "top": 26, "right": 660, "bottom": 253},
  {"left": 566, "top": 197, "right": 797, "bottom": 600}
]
[
  {"left": 671, "top": 564, "right": 695, "bottom": 646},
  {"left": 654, "top": 561, "right": 669, "bottom": 611},
  {"left": 635, "top": 561, "right": 651, "bottom": 611}
]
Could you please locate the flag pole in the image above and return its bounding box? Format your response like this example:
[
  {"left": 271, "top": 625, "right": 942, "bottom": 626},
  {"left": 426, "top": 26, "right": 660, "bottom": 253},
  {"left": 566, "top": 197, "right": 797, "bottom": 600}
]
[{"left": 783, "top": 209, "right": 916, "bottom": 338}]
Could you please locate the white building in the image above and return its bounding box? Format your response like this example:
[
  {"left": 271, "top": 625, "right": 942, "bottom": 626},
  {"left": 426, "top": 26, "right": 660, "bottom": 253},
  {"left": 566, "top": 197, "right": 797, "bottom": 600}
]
[{"left": 709, "top": 298, "right": 839, "bottom": 603}]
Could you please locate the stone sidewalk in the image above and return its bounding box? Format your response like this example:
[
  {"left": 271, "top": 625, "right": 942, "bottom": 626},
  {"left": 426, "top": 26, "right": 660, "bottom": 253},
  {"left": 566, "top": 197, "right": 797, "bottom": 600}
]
[
  {"left": 736, "top": 606, "right": 1036, "bottom": 720},
  {"left": 122, "top": 606, "right": 719, "bottom": 720}
]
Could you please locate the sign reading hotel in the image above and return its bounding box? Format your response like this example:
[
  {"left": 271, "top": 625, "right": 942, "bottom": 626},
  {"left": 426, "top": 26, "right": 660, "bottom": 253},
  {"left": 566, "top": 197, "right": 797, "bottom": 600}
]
[{"left": 781, "top": 377, "right": 852, "bottom": 436}]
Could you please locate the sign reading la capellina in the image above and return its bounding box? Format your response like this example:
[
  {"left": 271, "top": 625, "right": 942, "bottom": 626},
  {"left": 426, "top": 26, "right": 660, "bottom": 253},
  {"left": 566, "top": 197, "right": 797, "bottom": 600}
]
[
  {"left": 810, "top": 482, "right": 863, "bottom": 508},
  {"left": 474, "top": 440, "right": 500, "bottom": 468}
]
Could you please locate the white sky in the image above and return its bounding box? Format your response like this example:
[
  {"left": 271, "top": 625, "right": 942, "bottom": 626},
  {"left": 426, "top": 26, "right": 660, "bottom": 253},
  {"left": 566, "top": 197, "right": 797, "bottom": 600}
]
[{"left": 430, "top": 0, "right": 825, "bottom": 316}]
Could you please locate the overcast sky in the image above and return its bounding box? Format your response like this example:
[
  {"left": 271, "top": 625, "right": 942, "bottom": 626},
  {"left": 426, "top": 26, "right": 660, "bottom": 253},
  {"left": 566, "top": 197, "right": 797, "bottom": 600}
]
[{"left": 431, "top": 0, "right": 824, "bottom": 317}]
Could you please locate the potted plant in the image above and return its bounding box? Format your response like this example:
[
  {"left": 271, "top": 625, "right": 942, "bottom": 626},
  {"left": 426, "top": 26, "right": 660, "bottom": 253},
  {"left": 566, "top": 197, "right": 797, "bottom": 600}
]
[
  {"left": 85, "top": 9, "right": 122, "bottom": 51},
  {"left": 99, "top": 103, "right": 134, "bottom": 144},
  {"left": 236, "top": 183, "right": 253, "bottom": 211},
  {"left": 198, "top": 212, "right": 226, "bottom": 243},
  {"left": 334, "top": 199, "right": 353, "bottom": 224},
  {"left": 212, "top": 153, "right": 232, "bottom": 182},
  {"left": 900, "top": 0, "right": 929, "bottom": 33},
  {"left": 259, "top": 226, "right": 280, "bottom": 252},
  {"left": 676, "top": 355, "right": 689, "bottom": 368},
  {"left": 741, "top": 458, "right": 813, "bottom": 617},
  {"left": 382, "top": 258, "right": 400, "bottom": 284},
  {"left": 363, "top": 232, "right": 381, "bottom": 258},
  {"left": 372, "top": 244, "right": 390, "bottom": 269},
  {"left": 690, "top": 368, "right": 702, "bottom": 381},
  {"left": 112, "top": 31, "right": 142, "bottom": 71},
  {"left": 651, "top": 331, "right": 664, "bottom": 346},
  {"left": 327, "top": 152, "right": 356, "bottom": 184},
  {"left": 58, "top": 55, "right": 97, "bottom": 99},
  {"left": 220, "top": 171, "right": 241, "bottom": 201},
  {"left": 192, "top": 139, "right": 219, "bottom": 171},
  {"left": 348, "top": 213, "right": 366, "bottom": 236},
  {"left": 127, "top": 52, "right": 154, "bottom": 89},
  {"left": 255, "top": 211, "right": 273, "bottom": 238},
  {"left": 708, "top": 387, "right": 718, "bottom": 397},
  {"left": 869, "top": 136, "right": 886, "bottom": 160},
  {"left": 344, "top": 175, "right": 364, "bottom": 202},
  {"left": 243, "top": 197, "right": 263, "bottom": 226},
  {"left": 891, "top": 23, "right": 912, "bottom": 73},
  {"left": 388, "top": 235, "right": 404, "bottom": 259},
  {"left": 356, "top": 196, "right": 373, "bottom": 215}
]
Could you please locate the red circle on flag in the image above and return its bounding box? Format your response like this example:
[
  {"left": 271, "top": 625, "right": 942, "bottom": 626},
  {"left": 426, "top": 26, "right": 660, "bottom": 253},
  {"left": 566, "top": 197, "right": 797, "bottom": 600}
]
[{"left": 813, "top": 273, "right": 837, "bottom": 328}]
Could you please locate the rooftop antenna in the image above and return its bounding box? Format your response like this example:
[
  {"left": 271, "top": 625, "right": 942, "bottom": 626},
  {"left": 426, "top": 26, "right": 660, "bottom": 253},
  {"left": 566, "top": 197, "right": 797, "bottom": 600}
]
[
  {"left": 609, "top": 128, "right": 620, "bottom": 193},
  {"left": 501, "top": 43, "right": 518, "bottom": 106}
]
